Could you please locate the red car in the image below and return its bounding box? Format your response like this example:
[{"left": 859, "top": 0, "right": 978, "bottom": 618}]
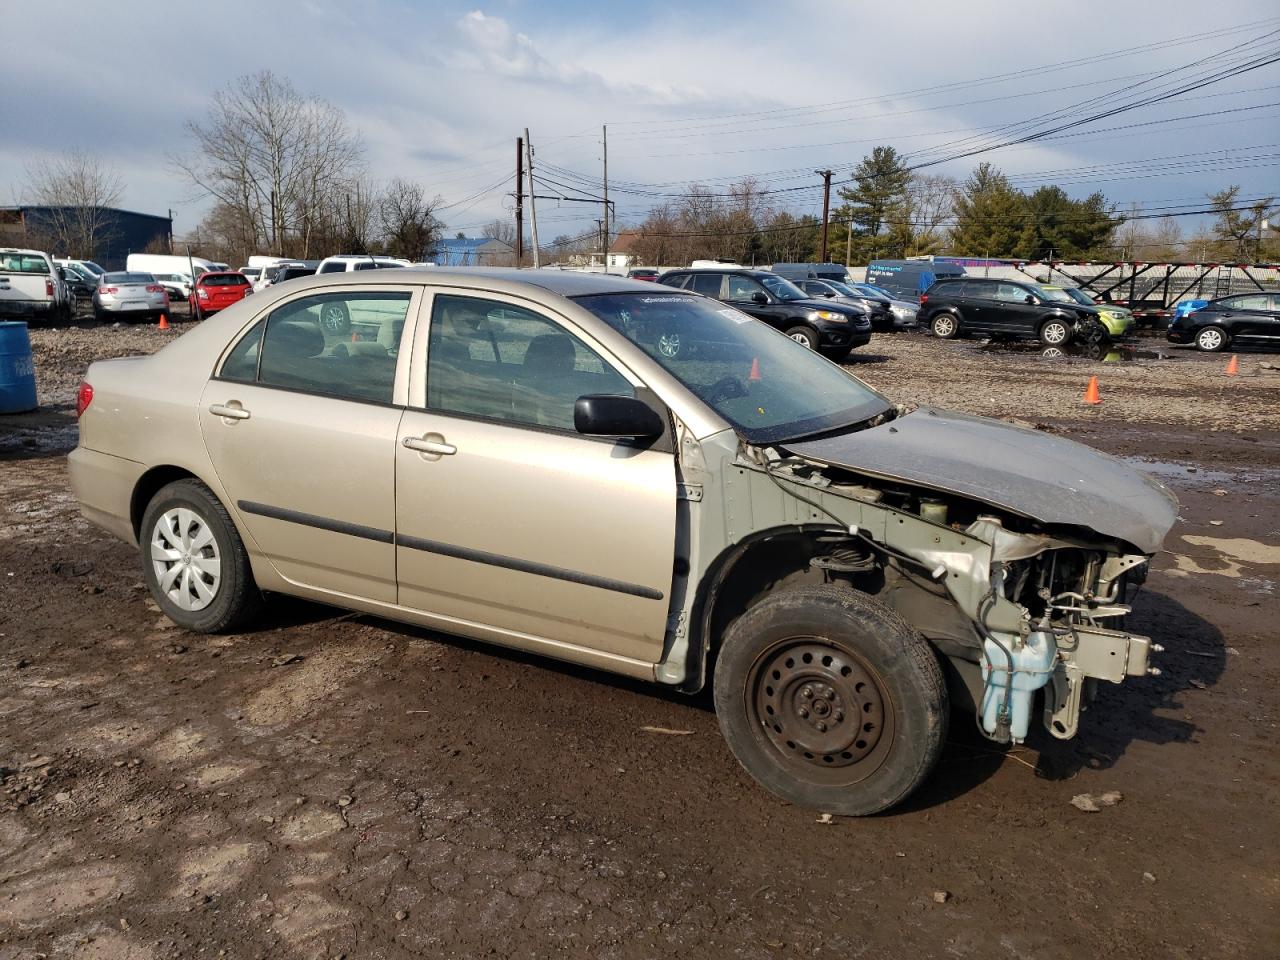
[{"left": 189, "top": 271, "right": 252, "bottom": 315}]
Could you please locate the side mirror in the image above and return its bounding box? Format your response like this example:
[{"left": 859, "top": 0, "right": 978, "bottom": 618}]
[
  {"left": 1024, "top": 295, "right": 1036, "bottom": 304},
  {"left": 822, "top": 291, "right": 835, "bottom": 298},
  {"left": 574, "top": 394, "right": 664, "bottom": 439},
  {"left": 751, "top": 291, "right": 768, "bottom": 304}
]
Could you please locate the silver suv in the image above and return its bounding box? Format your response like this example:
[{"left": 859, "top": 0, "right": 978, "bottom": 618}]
[{"left": 68, "top": 269, "right": 1176, "bottom": 814}]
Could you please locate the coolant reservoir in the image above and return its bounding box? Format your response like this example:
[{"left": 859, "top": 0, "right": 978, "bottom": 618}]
[{"left": 980, "top": 630, "right": 1057, "bottom": 742}]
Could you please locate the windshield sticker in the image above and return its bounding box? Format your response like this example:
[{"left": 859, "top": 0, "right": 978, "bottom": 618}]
[
  {"left": 639, "top": 296, "right": 692, "bottom": 304},
  {"left": 718, "top": 308, "right": 753, "bottom": 324}
]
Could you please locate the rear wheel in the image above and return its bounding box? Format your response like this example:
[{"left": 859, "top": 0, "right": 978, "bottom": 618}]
[
  {"left": 785, "top": 326, "right": 819, "bottom": 350},
  {"left": 319, "top": 301, "right": 351, "bottom": 337},
  {"left": 713, "top": 585, "right": 948, "bottom": 816},
  {"left": 1039, "top": 318, "right": 1072, "bottom": 346},
  {"left": 1195, "top": 326, "right": 1228, "bottom": 352},
  {"left": 140, "top": 479, "right": 263, "bottom": 633},
  {"left": 930, "top": 313, "right": 959, "bottom": 339}
]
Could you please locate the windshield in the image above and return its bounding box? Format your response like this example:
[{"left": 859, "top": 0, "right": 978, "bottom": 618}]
[
  {"left": 823, "top": 280, "right": 861, "bottom": 297},
  {"left": 573, "top": 292, "right": 892, "bottom": 443},
  {"left": 1063, "top": 287, "right": 1097, "bottom": 306},
  {"left": 1038, "top": 286, "right": 1075, "bottom": 303},
  {"left": 760, "top": 275, "right": 807, "bottom": 301},
  {"left": 80, "top": 261, "right": 105, "bottom": 276}
]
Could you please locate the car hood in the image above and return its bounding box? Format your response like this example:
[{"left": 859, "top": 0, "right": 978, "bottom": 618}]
[
  {"left": 785, "top": 407, "right": 1178, "bottom": 554},
  {"left": 795, "top": 297, "right": 865, "bottom": 315}
]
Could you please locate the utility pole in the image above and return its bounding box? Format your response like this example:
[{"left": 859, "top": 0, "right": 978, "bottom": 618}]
[
  {"left": 816, "top": 170, "right": 833, "bottom": 262},
  {"left": 844, "top": 215, "right": 853, "bottom": 268},
  {"left": 515, "top": 136, "right": 524, "bottom": 266},
  {"left": 594, "top": 218, "right": 606, "bottom": 267},
  {"left": 525, "top": 128, "right": 540, "bottom": 268},
  {"left": 602, "top": 124, "right": 609, "bottom": 274}
]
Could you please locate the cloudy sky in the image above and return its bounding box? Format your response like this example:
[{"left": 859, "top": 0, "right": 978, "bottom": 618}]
[{"left": 4, "top": 0, "right": 1277, "bottom": 243}]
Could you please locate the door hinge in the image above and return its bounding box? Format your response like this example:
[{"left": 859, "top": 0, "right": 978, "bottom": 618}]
[{"left": 676, "top": 483, "right": 703, "bottom": 502}]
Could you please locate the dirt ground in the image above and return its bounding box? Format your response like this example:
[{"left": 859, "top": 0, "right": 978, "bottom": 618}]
[{"left": 1, "top": 312, "right": 1278, "bottom": 959}]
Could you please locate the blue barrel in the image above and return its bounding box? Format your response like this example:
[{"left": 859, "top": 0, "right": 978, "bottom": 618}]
[{"left": 0, "top": 321, "right": 38, "bottom": 414}]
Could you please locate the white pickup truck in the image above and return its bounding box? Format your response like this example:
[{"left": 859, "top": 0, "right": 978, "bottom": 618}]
[{"left": 0, "top": 248, "right": 73, "bottom": 323}]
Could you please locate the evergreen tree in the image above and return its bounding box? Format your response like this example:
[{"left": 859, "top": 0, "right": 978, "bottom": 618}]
[
  {"left": 949, "top": 163, "right": 1025, "bottom": 257},
  {"left": 1017, "top": 186, "right": 1119, "bottom": 260},
  {"left": 832, "top": 146, "right": 911, "bottom": 262}
]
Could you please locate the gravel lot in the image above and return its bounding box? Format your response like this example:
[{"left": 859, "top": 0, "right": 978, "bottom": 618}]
[{"left": 1, "top": 315, "right": 1278, "bottom": 958}]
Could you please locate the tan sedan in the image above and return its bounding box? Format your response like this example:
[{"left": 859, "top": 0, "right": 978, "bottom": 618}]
[{"left": 70, "top": 269, "right": 1176, "bottom": 814}]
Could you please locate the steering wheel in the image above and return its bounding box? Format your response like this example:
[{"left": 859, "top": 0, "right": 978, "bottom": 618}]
[{"left": 704, "top": 375, "right": 748, "bottom": 405}]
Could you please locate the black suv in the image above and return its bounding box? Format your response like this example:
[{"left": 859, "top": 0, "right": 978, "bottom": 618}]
[
  {"left": 1166, "top": 292, "right": 1280, "bottom": 352},
  {"left": 657, "top": 268, "right": 871, "bottom": 360},
  {"left": 919, "top": 277, "right": 1103, "bottom": 346}
]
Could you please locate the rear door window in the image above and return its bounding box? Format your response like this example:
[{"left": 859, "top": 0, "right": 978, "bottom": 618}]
[
  {"left": 687, "top": 272, "right": 723, "bottom": 297},
  {"left": 1223, "top": 294, "right": 1269, "bottom": 311},
  {"left": 996, "top": 283, "right": 1030, "bottom": 302}
]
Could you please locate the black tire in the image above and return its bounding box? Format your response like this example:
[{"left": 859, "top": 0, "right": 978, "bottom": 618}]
[
  {"left": 821, "top": 346, "right": 853, "bottom": 364},
  {"left": 1038, "top": 318, "right": 1072, "bottom": 346},
  {"left": 713, "top": 585, "right": 947, "bottom": 816},
  {"left": 93, "top": 308, "right": 106, "bottom": 323},
  {"left": 1195, "top": 325, "right": 1229, "bottom": 352},
  {"left": 784, "top": 326, "right": 819, "bottom": 350},
  {"left": 140, "top": 479, "right": 263, "bottom": 633},
  {"left": 318, "top": 300, "right": 351, "bottom": 337},
  {"left": 929, "top": 312, "right": 959, "bottom": 339}
]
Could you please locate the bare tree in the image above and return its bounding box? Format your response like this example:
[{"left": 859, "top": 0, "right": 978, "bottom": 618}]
[
  {"left": 175, "top": 71, "right": 364, "bottom": 258},
  {"left": 22, "top": 150, "right": 124, "bottom": 258},
  {"left": 482, "top": 219, "right": 516, "bottom": 246},
  {"left": 904, "top": 173, "right": 955, "bottom": 255},
  {"left": 379, "top": 178, "right": 443, "bottom": 261}
]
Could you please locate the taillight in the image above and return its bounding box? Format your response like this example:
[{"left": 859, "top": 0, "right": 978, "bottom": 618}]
[
  {"left": 45, "top": 278, "right": 54, "bottom": 297},
  {"left": 919, "top": 293, "right": 929, "bottom": 304},
  {"left": 197, "top": 288, "right": 209, "bottom": 299},
  {"left": 146, "top": 284, "right": 164, "bottom": 293},
  {"left": 98, "top": 286, "right": 118, "bottom": 294},
  {"left": 76, "top": 382, "right": 94, "bottom": 418}
]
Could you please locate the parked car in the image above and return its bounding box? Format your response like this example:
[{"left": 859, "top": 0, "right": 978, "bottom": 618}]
[
  {"left": 190, "top": 271, "right": 253, "bottom": 316},
  {"left": 0, "top": 248, "right": 74, "bottom": 323},
  {"left": 1166, "top": 292, "right": 1280, "bottom": 352},
  {"left": 1039, "top": 285, "right": 1133, "bottom": 339},
  {"left": 151, "top": 272, "right": 193, "bottom": 303},
  {"left": 315, "top": 255, "right": 411, "bottom": 274},
  {"left": 865, "top": 259, "right": 966, "bottom": 302},
  {"left": 127, "top": 253, "right": 225, "bottom": 279},
  {"left": 68, "top": 268, "right": 1176, "bottom": 816},
  {"left": 91, "top": 271, "right": 169, "bottom": 323},
  {"left": 255, "top": 260, "right": 322, "bottom": 293},
  {"left": 768, "top": 262, "right": 851, "bottom": 284},
  {"left": 797, "top": 279, "right": 897, "bottom": 331},
  {"left": 626, "top": 267, "right": 659, "bottom": 281},
  {"left": 56, "top": 258, "right": 106, "bottom": 280},
  {"left": 238, "top": 266, "right": 262, "bottom": 286},
  {"left": 54, "top": 258, "right": 106, "bottom": 289},
  {"left": 848, "top": 282, "right": 920, "bottom": 327},
  {"left": 1173, "top": 298, "right": 1209, "bottom": 320},
  {"left": 658, "top": 267, "right": 870, "bottom": 359},
  {"left": 918, "top": 277, "right": 1106, "bottom": 346}
]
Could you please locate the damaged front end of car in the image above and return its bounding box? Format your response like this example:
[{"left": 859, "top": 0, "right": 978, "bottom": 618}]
[{"left": 661, "top": 406, "right": 1178, "bottom": 747}]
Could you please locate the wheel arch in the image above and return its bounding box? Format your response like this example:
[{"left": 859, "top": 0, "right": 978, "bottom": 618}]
[{"left": 130, "top": 464, "right": 215, "bottom": 540}]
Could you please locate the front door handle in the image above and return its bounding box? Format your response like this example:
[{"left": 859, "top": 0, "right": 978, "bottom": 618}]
[
  {"left": 209, "top": 402, "right": 251, "bottom": 421},
  {"left": 403, "top": 435, "right": 456, "bottom": 456}
]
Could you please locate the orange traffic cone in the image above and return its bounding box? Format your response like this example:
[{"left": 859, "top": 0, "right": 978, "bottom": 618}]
[
  {"left": 1226, "top": 355, "right": 1239, "bottom": 376},
  {"left": 748, "top": 357, "right": 761, "bottom": 382},
  {"left": 157, "top": 313, "right": 170, "bottom": 330},
  {"left": 351, "top": 331, "right": 359, "bottom": 343},
  {"left": 1082, "top": 376, "right": 1102, "bottom": 405}
]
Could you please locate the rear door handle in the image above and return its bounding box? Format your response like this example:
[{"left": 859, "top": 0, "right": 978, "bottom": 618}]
[
  {"left": 402, "top": 436, "right": 456, "bottom": 456},
  {"left": 209, "top": 403, "right": 251, "bottom": 421}
]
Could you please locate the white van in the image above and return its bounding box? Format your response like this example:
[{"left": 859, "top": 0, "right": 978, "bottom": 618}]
[{"left": 125, "top": 254, "right": 225, "bottom": 280}]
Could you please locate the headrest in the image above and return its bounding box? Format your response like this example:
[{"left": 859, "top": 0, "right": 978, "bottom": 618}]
[
  {"left": 523, "top": 333, "right": 574, "bottom": 372},
  {"left": 264, "top": 319, "right": 324, "bottom": 359}
]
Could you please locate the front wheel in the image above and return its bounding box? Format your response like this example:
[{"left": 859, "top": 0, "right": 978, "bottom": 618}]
[
  {"left": 1195, "top": 326, "right": 1229, "bottom": 352},
  {"left": 713, "top": 585, "right": 948, "bottom": 816},
  {"left": 319, "top": 301, "right": 351, "bottom": 337},
  {"left": 140, "top": 479, "right": 263, "bottom": 633},
  {"left": 784, "top": 326, "right": 819, "bottom": 350},
  {"left": 930, "top": 313, "right": 959, "bottom": 339},
  {"left": 1039, "top": 318, "right": 1072, "bottom": 346}
]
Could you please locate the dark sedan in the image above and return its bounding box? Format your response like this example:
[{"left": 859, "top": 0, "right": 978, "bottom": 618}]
[{"left": 1166, "top": 292, "right": 1280, "bottom": 352}]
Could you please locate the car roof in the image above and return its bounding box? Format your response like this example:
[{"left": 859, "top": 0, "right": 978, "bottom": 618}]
[
  {"left": 280, "top": 267, "right": 662, "bottom": 297},
  {"left": 667, "top": 267, "right": 772, "bottom": 278}
]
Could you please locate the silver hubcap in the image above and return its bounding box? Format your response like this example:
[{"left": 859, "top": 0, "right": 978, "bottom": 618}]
[
  {"left": 321, "top": 304, "right": 346, "bottom": 332},
  {"left": 151, "top": 508, "right": 220, "bottom": 612},
  {"left": 657, "top": 333, "right": 681, "bottom": 357},
  {"left": 1198, "top": 329, "right": 1223, "bottom": 350},
  {"left": 790, "top": 332, "right": 814, "bottom": 348},
  {"left": 933, "top": 317, "right": 954, "bottom": 337},
  {"left": 1043, "top": 323, "right": 1067, "bottom": 344}
]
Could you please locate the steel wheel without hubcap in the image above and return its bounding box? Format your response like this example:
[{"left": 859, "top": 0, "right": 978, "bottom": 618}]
[
  {"left": 1040, "top": 320, "right": 1069, "bottom": 345},
  {"left": 748, "top": 638, "right": 894, "bottom": 785},
  {"left": 656, "top": 332, "right": 682, "bottom": 358},
  {"left": 150, "top": 507, "right": 221, "bottom": 612},
  {"left": 1196, "top": 327, "right": 1226, "bottom": 351}
]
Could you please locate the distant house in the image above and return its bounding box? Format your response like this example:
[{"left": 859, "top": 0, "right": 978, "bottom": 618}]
[
  {"left": 0, "top": 205, "right": 173, "bottom": 271},
  {"left": 428, "top": 236, "right": 515, "bottom": 267},
  {"left": 607, "top": 230, "right": 641, "bottom": 270}
]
